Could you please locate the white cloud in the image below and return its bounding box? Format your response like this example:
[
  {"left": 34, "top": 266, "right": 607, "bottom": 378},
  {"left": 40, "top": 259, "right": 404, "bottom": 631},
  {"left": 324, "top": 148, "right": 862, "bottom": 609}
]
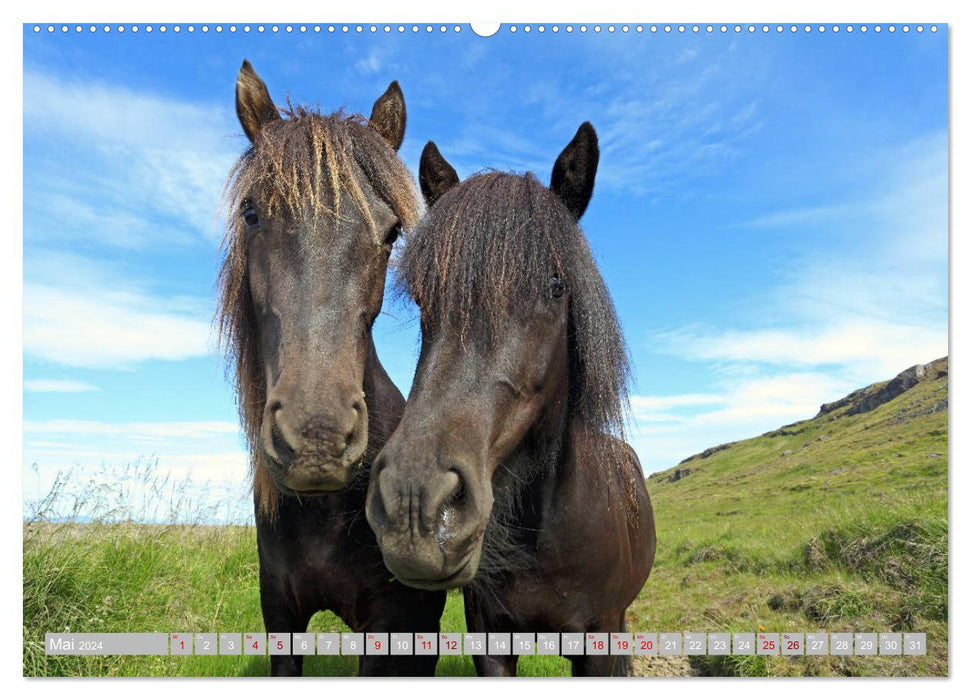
[
  {"left": 22, "top": 453, "right": 252, "bottom": 525},
  {"left": 653, "top": 319, "right": 947, "bottom": 383},
  {"left": 23, "top": 379, "right": 100, "bottom": 393},
  {"left": 22, "top": 420, "right": 251, "bottom": 523},
  {"left": 635, "top": 133, "right": 947, "bottom": 473},
  {"left": 729, "top": 204, "right": 850, "bottom": 229},
  {"left": 24, "top": 419, "right": 239, "bottom": 441},
  {"left": 23, "top": 282, "right": 212, "bottom": 368},
  {"left": 23, "top": 69, "right": 238, "bottom": 249},
  {"left": 630, "top": 371, "right": 853, "bottom": 473},
  {"left": 630, "top": 393, "right": 725, "bottom": 411},
  {"left": 424, "top": 44, "right": 765, "bottom": 198},
  {"left": 355, "top": 51, "right": 383, "bottom": 76},
  {"left": 593, "top": 65, "right": 764, "bottom": 196}
]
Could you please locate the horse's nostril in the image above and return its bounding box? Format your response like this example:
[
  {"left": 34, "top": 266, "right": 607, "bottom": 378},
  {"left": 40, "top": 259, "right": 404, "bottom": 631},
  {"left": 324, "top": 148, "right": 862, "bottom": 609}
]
[
  {"left": 269, "top": 415, "right": 295, "bottom": 465},
  {"left": 445, "top": 468, "right": 467, "bottom": 509},
  {"left": 367, "top": 475, "right": 388, "bottom": 528},
  {"left": 372, "top": 467, "right": 404, "bottom": 532},
  {"left": 343, "top": 399, "right": 365, "bottom": 450}
]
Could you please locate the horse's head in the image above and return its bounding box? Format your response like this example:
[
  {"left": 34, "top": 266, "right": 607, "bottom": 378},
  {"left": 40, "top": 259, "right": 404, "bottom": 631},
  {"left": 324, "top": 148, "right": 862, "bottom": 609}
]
[
  {"left": 220, "top": 61, "right": 417, "bottom": 506},
  {"left": 367, "top": 124, "right": 625, "bottom": 588}
]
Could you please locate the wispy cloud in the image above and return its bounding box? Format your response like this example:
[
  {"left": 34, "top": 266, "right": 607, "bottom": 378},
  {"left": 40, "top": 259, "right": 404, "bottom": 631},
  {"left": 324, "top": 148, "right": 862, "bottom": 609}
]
[
  {"left": 22, "top": 246, "right": 214, "bottom": 370},
  {"left": 652, "top": 319, "right": 946, "bottom": 383},
  {"left": 630, "top": 371, "right": 854, "bottom": 472},
  {"left": 24, "top": 419, "right": 239, "bottom": 441},
  {"left": 24, "top": 68, "right": 238, "bottom": 249},
  {"left": 354, "top": 50, "right": 383, "bottom": 76},
  {"left": 23, "top": 455, "right": 252, "bottom": 524},
  {"left": 415, "top": 40, "right": 766, "bottom": 198},
  {"left": 635, "top": 132, "right": 947, "bottom": 472},
  {"left": 630, "top": 393, "right": 725, "bottom": 410},
  {"left": 24, "top": 281, "right": 212, "bottom": 369},
  {"left": 729, "top": 204, "right": 851, "bottom": 229},
  {"left": 24, "top": 379, "right": 100, "bottom": 393}
]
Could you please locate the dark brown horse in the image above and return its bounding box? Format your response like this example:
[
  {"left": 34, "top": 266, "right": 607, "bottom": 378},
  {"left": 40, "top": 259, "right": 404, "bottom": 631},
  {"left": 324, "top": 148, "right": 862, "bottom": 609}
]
[
  {"left": 365, "top": 124, "right": 656, "bottom": 676},
  {"left": 218, "top": 60, "right": 445, "bottom": 676}
]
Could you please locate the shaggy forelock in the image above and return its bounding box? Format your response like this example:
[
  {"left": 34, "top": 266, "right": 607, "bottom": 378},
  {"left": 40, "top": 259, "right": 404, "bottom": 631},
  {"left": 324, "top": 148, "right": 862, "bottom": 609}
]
[{"left": 399, "top": 171, "right": 631, "bottom": 439}]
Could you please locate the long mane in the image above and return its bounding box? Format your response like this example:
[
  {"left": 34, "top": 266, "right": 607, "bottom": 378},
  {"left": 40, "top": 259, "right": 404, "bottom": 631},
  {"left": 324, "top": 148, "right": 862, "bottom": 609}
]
[
  {"left": 399, "top": 171, "right": 632, "bottom": 443},
  {"left": 217, "top": 106, "right": 420, "bottom": 517}
]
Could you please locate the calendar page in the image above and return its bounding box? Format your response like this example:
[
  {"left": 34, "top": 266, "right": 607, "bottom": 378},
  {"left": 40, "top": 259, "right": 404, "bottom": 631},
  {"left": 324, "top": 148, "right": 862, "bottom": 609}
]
[{"left": 21, "top": 16, "right": 948, "bottom": 680}]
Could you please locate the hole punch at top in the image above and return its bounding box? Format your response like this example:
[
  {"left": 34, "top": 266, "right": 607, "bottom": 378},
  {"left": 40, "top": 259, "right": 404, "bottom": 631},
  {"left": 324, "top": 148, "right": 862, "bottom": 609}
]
[{"left": 471, "top": 23, "right": 501, "bottom": 37}]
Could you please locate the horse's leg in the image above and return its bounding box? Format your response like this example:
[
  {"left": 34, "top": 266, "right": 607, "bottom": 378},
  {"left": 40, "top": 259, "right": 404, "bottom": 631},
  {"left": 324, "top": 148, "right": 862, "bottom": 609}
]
[
  {"left": 472, "top": 654, "right": 519, "bottom": 677},
  {"left": 569, "top": 614, "right": 632, "bottom": 677},
  {"left": 463, "top": 589, "right": 521, "bottom": 677},
  {"left": 359, "top": 652, "right": 439, "bottom": 677},
  {"left": 567, "top": 610, "right": 633, "bottom": 677},
  {"left": 569, "top": 654, "right": 616, "bottom": 677},
  {"left": 356, "top": 586, "right": 446, "bottom": 677},
  {"left": 611, "top": 616, "right": 633, "bottom": 677},
  {"left": 259, "top": 568, "right": 312, "bottom": 677},
  {"left": 611, "top": 653, "right": 633, "bottom": 677}
]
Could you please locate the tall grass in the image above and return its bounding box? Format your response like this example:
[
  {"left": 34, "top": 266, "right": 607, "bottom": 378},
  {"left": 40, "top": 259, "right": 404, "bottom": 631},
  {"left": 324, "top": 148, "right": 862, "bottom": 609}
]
[{"left": 22, "top": 458, "right": 569, "bottom": 677}]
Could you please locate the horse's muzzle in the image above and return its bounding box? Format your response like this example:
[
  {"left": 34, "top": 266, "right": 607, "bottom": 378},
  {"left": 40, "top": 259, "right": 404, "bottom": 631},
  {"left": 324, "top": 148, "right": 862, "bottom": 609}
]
[
  {"left": 260, "top": 395, "right": 368, "bottom": 493},
  {"left": 365, "top": 454, "right": 490, "bottom": 589}
]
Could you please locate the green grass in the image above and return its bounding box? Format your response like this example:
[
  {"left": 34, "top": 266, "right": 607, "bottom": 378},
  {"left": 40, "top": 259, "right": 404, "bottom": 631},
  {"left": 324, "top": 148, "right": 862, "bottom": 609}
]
[
  {"left": 23, "top": 521, "right": 569, "bottom": 677},
  {"left": 23, "top": 361, "right": 947, "bottom": 676},
  {"left": 630, "top": 361, "right": 948, "bottom": 676}
]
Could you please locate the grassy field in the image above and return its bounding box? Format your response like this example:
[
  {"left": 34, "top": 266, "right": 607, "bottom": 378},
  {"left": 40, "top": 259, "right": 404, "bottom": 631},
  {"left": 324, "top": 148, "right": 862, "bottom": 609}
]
[
  {"left": 627, "top": 359, "right": 948, "bottom": 676},
  {"left": 23, "top": 360, "right": 947, "bottom": 677},
  {"left": 23, "top": 521, "right": 569, "bottom": 677}
]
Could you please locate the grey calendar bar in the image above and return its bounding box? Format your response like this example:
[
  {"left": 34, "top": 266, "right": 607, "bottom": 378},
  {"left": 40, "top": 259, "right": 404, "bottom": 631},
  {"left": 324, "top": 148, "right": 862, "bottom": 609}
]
[
  {"left": 45, "top": 633, "right": 168, "bottom": 655},
  {"left": 43, "top": 630, "right": 929, "bottom": 656}
]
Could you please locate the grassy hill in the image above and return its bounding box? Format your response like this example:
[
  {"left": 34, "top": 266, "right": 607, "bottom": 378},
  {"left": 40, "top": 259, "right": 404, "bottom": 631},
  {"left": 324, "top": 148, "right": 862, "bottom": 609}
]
[
  {"left": 626, "top": 357, "right": 948, "bottom": 676},
  {"left": 23, "top": 359, "right": 947, "bottom": 677}
]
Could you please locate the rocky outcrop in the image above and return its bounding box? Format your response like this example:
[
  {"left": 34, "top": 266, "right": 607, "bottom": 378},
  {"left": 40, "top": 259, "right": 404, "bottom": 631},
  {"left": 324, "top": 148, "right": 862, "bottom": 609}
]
[
  {"left": 678, "top": 441, "right": 737, "bottom": 465},
  {"left": 817, "top": 357, "right": 948, "bottom": 418},
  {"left": 667, "top": 468, "right": 692, "bottom": 483}
]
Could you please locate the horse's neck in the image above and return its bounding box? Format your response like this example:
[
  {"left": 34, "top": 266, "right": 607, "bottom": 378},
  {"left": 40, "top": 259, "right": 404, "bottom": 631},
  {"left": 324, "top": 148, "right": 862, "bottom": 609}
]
[
  {"left": 493, "top": 401, "right": 575, "bottom": 529},
  {"left": 362, "top": 334, "right": 406, "bottom": 453}
]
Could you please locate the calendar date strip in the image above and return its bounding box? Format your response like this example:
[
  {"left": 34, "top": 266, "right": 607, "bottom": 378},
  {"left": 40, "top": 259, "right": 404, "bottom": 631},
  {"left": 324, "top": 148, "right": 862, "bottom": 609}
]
[{"left": 44, "top": 631, "right": 927, "bottom": 657}]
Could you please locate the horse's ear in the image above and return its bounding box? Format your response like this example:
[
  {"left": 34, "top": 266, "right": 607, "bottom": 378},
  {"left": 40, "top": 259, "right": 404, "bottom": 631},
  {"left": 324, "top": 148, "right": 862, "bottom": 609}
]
[
  {"left": 419, "top": 141, "right": 460, "bottom": 206},
  {"left": 550, "top": 122, "right": 599, "bottom": 220},
  {"left": 369, "top": 81, "right": 406, "bottom": 151},
  {"left": 235, "top": 60, "right": 280, "bottom": 143}
]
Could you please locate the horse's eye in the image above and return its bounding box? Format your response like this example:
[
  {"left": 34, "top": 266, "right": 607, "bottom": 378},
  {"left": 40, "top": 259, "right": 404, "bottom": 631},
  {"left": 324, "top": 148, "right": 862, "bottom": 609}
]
[
  {"left": 383, "top": 223, "right": 401, "bottom": 247},
  {"left": 549, "top": 275, "right": 567, "bottom": 299},
  {"left": 241, "top": 200, "right": 260, "bottom": 232}
]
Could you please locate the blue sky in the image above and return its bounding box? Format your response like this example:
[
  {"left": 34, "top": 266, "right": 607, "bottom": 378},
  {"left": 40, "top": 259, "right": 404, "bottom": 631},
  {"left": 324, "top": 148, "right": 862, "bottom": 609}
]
[{"left": 22, "top": 25, "right": 948, "bottom": 522}]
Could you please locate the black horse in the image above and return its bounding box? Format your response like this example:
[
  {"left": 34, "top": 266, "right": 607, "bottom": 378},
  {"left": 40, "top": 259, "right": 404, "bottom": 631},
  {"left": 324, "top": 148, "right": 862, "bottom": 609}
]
[
  {"left": 218, "top": 60, "right": 445, "bottom": 676},
  {"left": 365, "top": 124, "right": 656, "bottom": 676}
]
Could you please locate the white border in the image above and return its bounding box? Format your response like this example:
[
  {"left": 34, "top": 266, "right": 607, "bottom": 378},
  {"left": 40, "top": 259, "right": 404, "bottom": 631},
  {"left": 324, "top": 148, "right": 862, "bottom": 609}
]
[{"left": 4, "top": 1, "right": 963, "bottom": 697}]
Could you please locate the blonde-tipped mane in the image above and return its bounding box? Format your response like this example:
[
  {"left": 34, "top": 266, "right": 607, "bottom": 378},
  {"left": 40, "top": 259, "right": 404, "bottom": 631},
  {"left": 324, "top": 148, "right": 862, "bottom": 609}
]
[{"left": 217, "top": 106, "right": 420, "bottom": 518}]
